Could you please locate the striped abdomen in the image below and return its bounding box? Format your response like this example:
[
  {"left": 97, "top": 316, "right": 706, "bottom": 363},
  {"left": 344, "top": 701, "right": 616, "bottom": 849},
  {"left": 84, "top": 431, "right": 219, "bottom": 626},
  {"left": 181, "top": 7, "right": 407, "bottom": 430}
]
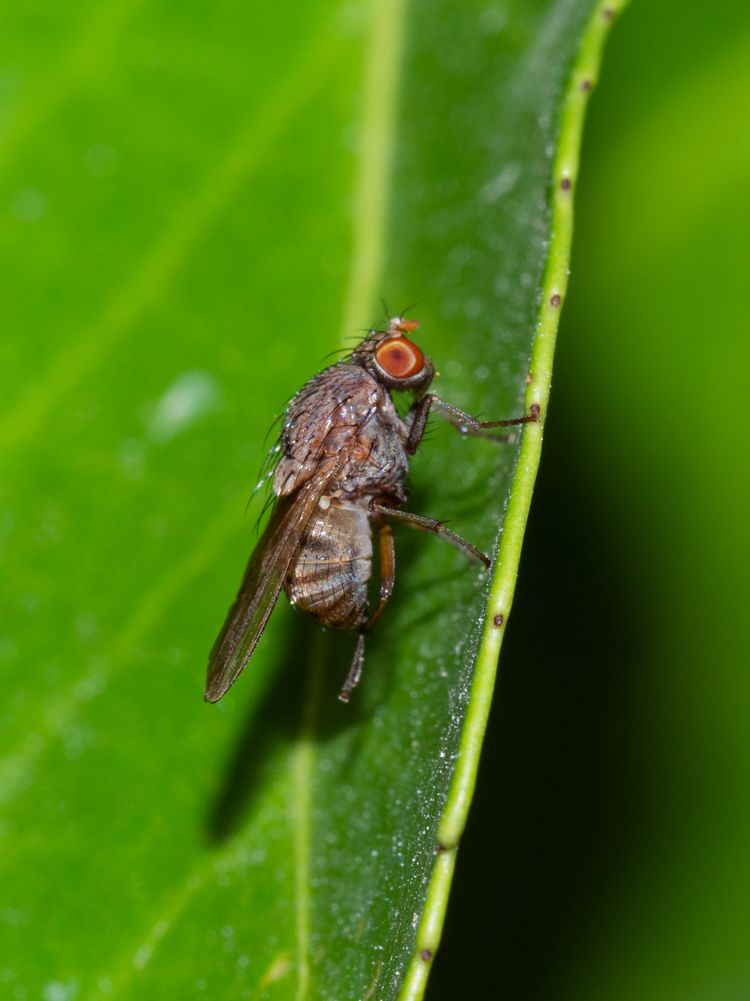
[{"left": 285, "top": 500, "right": 372, "bottom": 629}]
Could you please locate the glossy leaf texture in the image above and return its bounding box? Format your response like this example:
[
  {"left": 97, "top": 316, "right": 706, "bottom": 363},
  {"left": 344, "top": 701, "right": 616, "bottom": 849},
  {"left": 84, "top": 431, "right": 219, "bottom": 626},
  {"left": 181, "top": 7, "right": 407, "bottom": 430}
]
[{"left": 0, "top": 1, "right": 610, "bottom": 999}]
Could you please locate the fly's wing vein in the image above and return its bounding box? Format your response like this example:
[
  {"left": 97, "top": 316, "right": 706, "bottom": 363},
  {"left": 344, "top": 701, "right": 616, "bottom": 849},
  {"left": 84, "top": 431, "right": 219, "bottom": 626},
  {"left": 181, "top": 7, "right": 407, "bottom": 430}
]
[{"left": 204, "top": 464, "right": 337, "bottom": 702}]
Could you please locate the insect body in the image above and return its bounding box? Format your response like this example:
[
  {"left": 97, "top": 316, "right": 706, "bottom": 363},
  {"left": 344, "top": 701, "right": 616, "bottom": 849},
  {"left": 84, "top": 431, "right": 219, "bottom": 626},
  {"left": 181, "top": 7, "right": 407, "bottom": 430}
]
[{"left": 205, "top": 317, "right": 538, "bottom": 703}]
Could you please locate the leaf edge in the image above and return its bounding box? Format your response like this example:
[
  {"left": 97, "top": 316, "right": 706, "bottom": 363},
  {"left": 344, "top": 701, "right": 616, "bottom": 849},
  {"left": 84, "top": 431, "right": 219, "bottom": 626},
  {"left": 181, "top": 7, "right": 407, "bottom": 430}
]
[{"left": 398, "top": 2, "right": 631, "bottom": 997}]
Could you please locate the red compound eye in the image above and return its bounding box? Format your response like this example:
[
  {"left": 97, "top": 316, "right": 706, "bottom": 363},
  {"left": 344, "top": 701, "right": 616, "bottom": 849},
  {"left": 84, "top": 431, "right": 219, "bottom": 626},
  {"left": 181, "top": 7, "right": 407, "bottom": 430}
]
[{"left": 374, "top": 337, "right": 425, "bottom": 379}]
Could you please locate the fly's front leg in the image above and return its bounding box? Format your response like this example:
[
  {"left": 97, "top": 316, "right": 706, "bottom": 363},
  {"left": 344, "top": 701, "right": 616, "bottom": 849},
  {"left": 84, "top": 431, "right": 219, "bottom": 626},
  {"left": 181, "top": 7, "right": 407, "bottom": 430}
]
[
  {"left": 372, "top": 503, "right": 492, "bottom": 569},
  {"left": 339, "top": 518, "right": 395, "bottom": 703},
  {"left": 405, "top": 395, "right": 539, "bottom": 453}
]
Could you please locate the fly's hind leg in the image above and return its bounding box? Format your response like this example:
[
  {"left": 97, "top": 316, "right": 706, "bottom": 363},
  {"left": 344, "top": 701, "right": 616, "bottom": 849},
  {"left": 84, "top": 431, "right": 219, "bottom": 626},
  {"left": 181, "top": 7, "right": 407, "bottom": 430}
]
[
  {"left": 339, "top": 633, "right": 365, "bottom": 704},
  {"left": 339, "top": 518, "right": 395, "bottom": 703},
  {"left": 371, "top": 503, "right": 492, "bottom": 569}
]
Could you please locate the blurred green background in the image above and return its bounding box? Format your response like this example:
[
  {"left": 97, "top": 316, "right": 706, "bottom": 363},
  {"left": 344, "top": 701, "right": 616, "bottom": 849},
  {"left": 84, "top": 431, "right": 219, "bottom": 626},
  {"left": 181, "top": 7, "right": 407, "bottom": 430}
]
[
  {"left": 431, "top": 1, "right": 750, "bottom": 999},
  {"left": 1, "top": 0, "right": 750, "bottom": 998}
]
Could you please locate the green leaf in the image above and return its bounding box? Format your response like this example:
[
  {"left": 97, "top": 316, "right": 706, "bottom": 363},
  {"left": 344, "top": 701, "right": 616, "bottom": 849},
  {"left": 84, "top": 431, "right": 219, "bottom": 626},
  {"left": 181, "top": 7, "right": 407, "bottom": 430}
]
[{"left": 0, "top": 1, "right": 621, "bottom": 998}]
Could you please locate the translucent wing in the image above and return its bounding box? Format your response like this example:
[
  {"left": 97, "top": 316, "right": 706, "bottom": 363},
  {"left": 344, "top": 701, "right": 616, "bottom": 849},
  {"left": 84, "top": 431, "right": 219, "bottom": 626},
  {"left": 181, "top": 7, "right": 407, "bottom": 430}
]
[{"left": 205, "top": 465, "right": 336, "bottom": 702}]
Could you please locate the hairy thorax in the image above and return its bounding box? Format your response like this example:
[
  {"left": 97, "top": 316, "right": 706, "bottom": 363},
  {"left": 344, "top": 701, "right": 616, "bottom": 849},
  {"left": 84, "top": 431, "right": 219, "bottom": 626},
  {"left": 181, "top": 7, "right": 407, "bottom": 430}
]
[{"left": 273, "top": 363, "right": 410, "bottom": 506}]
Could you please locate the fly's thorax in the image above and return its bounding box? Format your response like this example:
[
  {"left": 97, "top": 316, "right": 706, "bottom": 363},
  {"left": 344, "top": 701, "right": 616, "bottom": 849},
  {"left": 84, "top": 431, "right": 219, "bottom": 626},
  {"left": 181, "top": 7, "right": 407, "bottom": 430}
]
[{"left": 272, "top": 363, "right": 409, "bottom": 500}]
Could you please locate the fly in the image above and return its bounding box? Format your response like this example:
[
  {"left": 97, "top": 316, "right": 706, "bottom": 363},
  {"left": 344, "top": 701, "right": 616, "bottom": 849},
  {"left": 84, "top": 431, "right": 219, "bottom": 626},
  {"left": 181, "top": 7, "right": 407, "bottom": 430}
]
[{"left": 205, "top": 316, "right": 539, "bottom": 703}]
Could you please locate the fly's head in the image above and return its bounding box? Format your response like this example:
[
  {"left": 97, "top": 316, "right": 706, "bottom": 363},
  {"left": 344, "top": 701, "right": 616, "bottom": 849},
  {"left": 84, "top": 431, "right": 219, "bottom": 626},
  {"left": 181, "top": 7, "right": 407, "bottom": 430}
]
[{"left": 352, "top": 317, "right": 435, "bottom": 396}]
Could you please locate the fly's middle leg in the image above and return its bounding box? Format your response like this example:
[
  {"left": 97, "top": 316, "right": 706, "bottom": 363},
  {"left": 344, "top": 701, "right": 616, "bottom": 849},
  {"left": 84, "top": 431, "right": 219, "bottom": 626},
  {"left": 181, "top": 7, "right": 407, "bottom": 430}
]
[
  {"left": 372, "top": 503, "right": 492, "bottom": 569},
  {"left": 339, "top": 519, "right": 395, "bottom": 703}
]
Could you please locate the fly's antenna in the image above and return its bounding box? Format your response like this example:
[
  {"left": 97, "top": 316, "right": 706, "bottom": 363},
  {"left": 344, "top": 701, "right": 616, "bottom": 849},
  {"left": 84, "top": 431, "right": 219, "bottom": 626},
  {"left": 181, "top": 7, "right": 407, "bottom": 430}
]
[{"left": 400, "top": 301, "right": 420, "bottom": 319}]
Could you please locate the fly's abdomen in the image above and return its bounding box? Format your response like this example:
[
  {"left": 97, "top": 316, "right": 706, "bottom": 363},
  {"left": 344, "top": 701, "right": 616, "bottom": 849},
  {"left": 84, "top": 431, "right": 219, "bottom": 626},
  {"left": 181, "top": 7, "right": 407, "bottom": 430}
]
[{"left": 286, "top": 501, "right": 372, "bottom": 629}]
